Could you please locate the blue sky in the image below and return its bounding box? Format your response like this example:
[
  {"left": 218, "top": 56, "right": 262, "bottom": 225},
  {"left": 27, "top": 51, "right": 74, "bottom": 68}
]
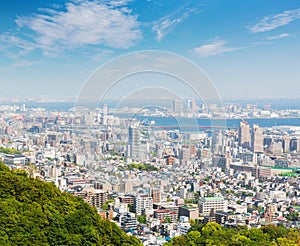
[{"left": 0, "top": 0, "right": 300, "bottom": 100}]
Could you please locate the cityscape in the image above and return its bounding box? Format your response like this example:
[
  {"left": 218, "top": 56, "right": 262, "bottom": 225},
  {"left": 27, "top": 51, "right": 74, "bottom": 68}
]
[
  {"left": 2, "top": 100, "right": 300, "bottom": 244},
  {"left": 1, "top": 0, "right": 300, "bottom": 245}
]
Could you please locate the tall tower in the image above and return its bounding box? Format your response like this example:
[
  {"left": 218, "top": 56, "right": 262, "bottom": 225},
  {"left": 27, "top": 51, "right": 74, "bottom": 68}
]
[
  {"left": 252, "top": 124, "right": 264, "bottom": 153},
  {"left": 128, "top": 124, "right": 141, "bottom": 160},
  {"left": 283, "top": 136, "right": 290, "bottom": 153},
  {"left": 102, "top": 104, "right": 108, "bottom": 125},
  {"left": 239, "top": 120, "right": 251, "bottom": 149},
  {"left": 212, "top": 130, "right": 224, "bottom": 153},
  {"left": 187, "top": 99, "right": 197, "bottom": 112},
  {"left": 172, "top": 100, "right": 183, "bottom": 112},
  {"left": 21, "top": 104, "right": 26, "bottom": 112}
]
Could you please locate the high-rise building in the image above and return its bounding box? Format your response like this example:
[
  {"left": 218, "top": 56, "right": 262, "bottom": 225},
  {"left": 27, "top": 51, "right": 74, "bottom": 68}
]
[
  {"left": 91, "top": 189, "right": 108, "bottom": 208},
  {"left": 102, "top": 104, "right": 108, "bottom": 125},
  {"left": 134, "top": 194, "right": 153, "bottom": 215},
  {"left": 150, "top": 188, "right": 161, "bottom": 204},
  {"left": 187, "top": 99, "right": 197, "bottom": 112},
  {"left": 290, "top": 137, "right": 300, "bottom": 152},
  {"left": 264, "top": 204, "right": 277, "bottom": 223},
  {"left": 119, "top": 213, "right": 137, "bottom": 230},
  {"left": 251, "top": 124, "right": 264, "bottom": 153},
  {"left": 119, "top": 181, "right": 133, "bottom": 193},
  {"left": 153, "top": 210, "right": 177, "bottom": 222},
  {"left": 283, "top": 136, "right": 290, "bottom": 152},
  {"left": 239, "top": 120, "right": 251, "bottom": 149},
  {"left": 179, "top": 145, "right": 191, "bottom": 165},
  {"left": 75, "top": 188, "right": 108, "bottom": 209},
  {"left": 198, "top": 197, "right": 227, "bottom": 216},
  {"left": 128, "top": 124, "right": 141, "bottom": 160},
  {"left": 212, "top": 131, "right": 224, "bottom": 153},
  {"left": 269, "top": 141, "right": 283, "bottom": 155},
  {"left": 21, "top": 104, "right": 26, "bottom": 112},
  {"left": 173, "top": 100, "right": 183, "bottom": 112}
]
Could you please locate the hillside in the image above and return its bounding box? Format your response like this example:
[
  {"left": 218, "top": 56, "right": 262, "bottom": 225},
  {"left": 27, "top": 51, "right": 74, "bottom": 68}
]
[{"left": 0, "top": 163, "right": 141, "bottom": 245}]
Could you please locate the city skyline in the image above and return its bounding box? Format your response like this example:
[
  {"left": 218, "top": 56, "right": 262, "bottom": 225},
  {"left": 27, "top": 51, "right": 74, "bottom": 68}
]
[{"left": 0, "top": 0, "right": 300, "bottom": 99}]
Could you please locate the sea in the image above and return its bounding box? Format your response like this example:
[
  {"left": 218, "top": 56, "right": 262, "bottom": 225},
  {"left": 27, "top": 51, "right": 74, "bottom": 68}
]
[
  {"left": 12, "top": 99, "right": 300, "bottom": 130},
  {"left": 134, "top": 116, "right": 300, "bottom": 130}
]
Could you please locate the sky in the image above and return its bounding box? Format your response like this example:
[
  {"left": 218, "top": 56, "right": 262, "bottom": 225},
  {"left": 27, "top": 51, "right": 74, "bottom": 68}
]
[{"left": 0, "top": 0, "right": 300, "bottom": 101}]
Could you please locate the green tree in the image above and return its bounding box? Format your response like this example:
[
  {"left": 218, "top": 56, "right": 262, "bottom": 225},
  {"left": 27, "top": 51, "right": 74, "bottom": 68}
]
[
  {"left": 137, "top": 215, "right": 147, "bottom": 224},
  {"left": 201, "top": 222, "right": 222, "bottom": 236},
  {"left": 102, "top": 203, "right": 109, "bottom": 210},
  {"left": 165, "top": 221, "right": 300, "bottom": 246},
  {"left": 169, "top": 235, "right": 187, "bottom": 245},
  {"left": 186, "top": 231, "right": 201, "bottom": 244},
  {"left": 165, "top": 216, "right": 171, "bottom": 223},
  {"left": 0, "top": 147, "right": 21, "bottom": 154}
]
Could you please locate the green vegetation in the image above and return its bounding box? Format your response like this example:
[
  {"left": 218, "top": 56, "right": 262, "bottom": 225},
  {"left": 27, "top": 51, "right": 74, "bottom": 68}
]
[
  {"left": 0, "top": 162, "right": 141, "bottom": 245},
  {"left": 286, "top": 210, "right": 299, "bottom": 221},
  {"left": 101, "top": 203, "right": 109, "bottom": 210},
  {"left": 164, "top": 217, "right": 171, "bottom": 223},
  {"left": 137, "top": 215, "right": 147, "bottom": 224},
  {"left": 128, "top": 204, "right": 134, "bottom": 213},
  {"left": 123, "top": 163, "right": 159, "bottom": 172},
  {"left": 165, "top": 222, "right": 300, "bottom": 246},
  {"left": 101, "top": 199, "right": 114, "bottom": 211},
  {"left": 184, "top": 199, "right": 198, "bottom": 204},
  {"left": 0, "top": 146, "right": 21, "bottom": 154},
  {"left": 279, "top": 172, "right": 299, "bottom": 177}
]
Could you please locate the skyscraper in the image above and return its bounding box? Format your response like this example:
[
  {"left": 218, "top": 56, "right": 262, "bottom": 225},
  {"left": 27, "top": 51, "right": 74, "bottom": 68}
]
[
  {"left": 102, "top": 104, "right": 108, "bottom": 125},
  {"left": 239, "top": 120, "right": 251, "bottom": 149},
  {"left": 179, "top": 145, "right": 191, "bottom": 165},
  {"left": 283, "top": 136, "right": 290, "bottom": 153},
  {"left": 187, "top": 99, "right": 197, "bottom": 112},
  {"left": 128, "top": 124, "right": 141, "bottom": 160},
  {"left": 252, "top": 124, "right": 264, "bottom": 153},
  {"left": 173, "top": 100, "right": 183, "bottom": 112},
  {"left": 212, "top": 130, "right": 224, "bottom": 153}
]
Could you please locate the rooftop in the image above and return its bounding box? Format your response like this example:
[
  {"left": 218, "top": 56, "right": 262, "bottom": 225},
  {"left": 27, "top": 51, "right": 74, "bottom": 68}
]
[
  {"left": 201, "top": 197, "right": 224, "bottom": 202},
  {"left": 181, "top": 205, "right": 197, "bottom": 210}
]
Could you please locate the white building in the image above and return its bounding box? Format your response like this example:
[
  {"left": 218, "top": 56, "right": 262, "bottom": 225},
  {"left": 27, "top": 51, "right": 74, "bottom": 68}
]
[
  {"left": 198, "top": 197, "right": 227, "bottom": 216},
  {"left": 177, "top": 222, "right": 191, "bottom": 235},
  {"left": 135, "top": 194, "right": 153, "bottom": 215},
  {"left": 128, "top": 124, "right": 141, "bottom": 160}
]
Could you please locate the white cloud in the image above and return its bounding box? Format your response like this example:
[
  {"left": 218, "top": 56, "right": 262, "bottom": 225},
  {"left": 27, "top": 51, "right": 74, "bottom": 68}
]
[
  {"left": 153, "top": 18, "right": 183, "bottom": 41},
  {"left": 194, "top": 39, "right": 239, "bottom": 57},
  {"left": 1, "top": 0, "right": 141, "bottom": 56},
  {"left": 249, "top": 8, "right": 300, "bottom": 33},
  {"left": 152, "top": 4, "right": 198, "bottom": 41},
  {"left": 266, "top": 33, "right": 290, "bottom": 40}
]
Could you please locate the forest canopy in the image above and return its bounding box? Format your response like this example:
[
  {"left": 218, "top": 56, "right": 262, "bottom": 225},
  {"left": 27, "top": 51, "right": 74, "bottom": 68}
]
[
  {"left": 0, "top": 162, "right": 141, "bottom": 245},
  {"left": 165, "top": 221, "right": 300, "bottom": 246}
]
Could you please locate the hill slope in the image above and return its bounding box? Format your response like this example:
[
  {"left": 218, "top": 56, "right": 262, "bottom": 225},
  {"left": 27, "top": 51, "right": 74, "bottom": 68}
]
[{"left": 0, "top": 163, "right": 141, "bottom": 245}]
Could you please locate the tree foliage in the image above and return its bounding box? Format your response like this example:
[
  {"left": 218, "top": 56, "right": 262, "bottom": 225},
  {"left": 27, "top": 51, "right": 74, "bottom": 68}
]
[
  {"left": 0, "top": 146, "right": 21, "bottom": 154},
  {"left": 165, "top": 222, "right": 300, "bottom": 246},
  {"left": 0, "top": 162, "right": 141, "bottom": 245},
  {"left": 126, "top": 163, "right": 159, "bottom": 172},
  {"left": 137, "top": 215, "right": 147, "bottom": 224}
]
